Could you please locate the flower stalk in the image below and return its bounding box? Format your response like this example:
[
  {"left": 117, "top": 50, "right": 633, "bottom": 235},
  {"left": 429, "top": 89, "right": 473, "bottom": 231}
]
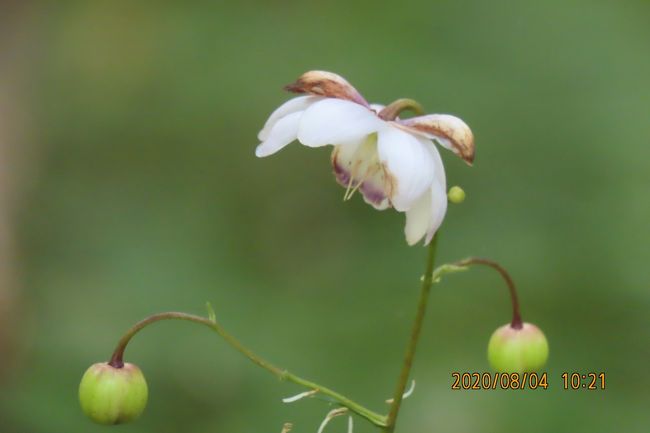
[
  {"left": 453, "top": 257, "right": 523, "bottom": 329},
  {"left": 378, "top": 98, "right": 425, "bottom": 121},
  {"left": 108, "top": 311, "right": 387, "bottom": 427},
  {"left": 104, "top": 252, "right": 528, "bottom": 432},
  {"left": 385, "top": 233, "right": 439, "bottom": 432},
  {"left": 106, "top": 234, "right": 446, "bottom": 432}
]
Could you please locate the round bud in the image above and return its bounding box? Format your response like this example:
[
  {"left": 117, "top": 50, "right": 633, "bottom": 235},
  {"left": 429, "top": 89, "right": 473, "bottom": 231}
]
[
  {"left": 79, "top": 362, "right": 148, "bottom": 425},
  {"left": 448, "top": 186, "right": 466, "bottom": 204},
  {"left": 487, "top": 323, "right": 549, "bottom": 373}
]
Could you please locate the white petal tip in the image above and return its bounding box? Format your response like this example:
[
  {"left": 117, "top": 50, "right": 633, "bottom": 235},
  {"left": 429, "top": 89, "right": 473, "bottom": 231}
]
[
  {"left": 405, "top": 235, "right": 422, "bottom": 246},
  {"left": 255, "top": 145, "right": 270, "bottom": 158}
]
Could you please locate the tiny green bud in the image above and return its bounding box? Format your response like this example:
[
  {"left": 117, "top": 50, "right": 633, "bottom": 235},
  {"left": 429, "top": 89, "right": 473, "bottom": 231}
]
[
  {"left": 448, "top": 186, "right": 466, "bottom": 204},
  {"left": 79, "top": 362, "right": 148, "bottom": 425},
  {"left": 487, "top": 323, "right": 548, "bottom": 373}
]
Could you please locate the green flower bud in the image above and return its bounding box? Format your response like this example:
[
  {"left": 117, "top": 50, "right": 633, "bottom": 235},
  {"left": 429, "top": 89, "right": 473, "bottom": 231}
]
[
  {"left": 487, "top": 323, "right": 549, "bottom": 373},
  {"left": 79, "top": 362, "right": 148, "bottom": 425},
  {"left": 448, "top": 186, "right": 466, "bottom": 204}
]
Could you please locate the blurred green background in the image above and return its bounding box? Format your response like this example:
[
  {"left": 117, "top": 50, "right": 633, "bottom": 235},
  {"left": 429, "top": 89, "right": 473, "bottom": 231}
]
[{"left": 1, "top": 1, "right": 649, "bottom": 432}]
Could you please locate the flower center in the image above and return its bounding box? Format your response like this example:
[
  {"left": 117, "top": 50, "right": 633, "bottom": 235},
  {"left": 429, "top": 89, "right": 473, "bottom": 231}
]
[{"left": 343, "top": 134, "right": 381, "bottom": 201}]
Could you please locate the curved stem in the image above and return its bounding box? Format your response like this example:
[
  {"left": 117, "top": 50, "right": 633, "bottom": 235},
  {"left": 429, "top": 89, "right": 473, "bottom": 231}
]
[
  {"left": 385, "top": 233, "right": 439, "bottom": 432},
  {"left": 108, "top": 312, "right": 387, "bottom": 427},
  {"left": 454, "top": 257, "right": 523, "bottom": 329},
  {"left": 378, "top": 98, "right": 424, "bottom": 121}
]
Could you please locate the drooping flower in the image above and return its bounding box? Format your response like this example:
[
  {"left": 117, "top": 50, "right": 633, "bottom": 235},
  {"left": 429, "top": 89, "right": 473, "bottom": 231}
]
[{"left": 256, "top": 71, "right": 474, "bottom": 245}]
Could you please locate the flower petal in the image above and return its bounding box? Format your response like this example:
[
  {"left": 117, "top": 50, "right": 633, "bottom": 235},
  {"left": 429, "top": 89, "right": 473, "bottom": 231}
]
[
  {"left": 404, "top": 144, "right": 447, "bottom": 245},
  {"left": 424, "top": 179, "right": 448, "bottom": 244},
  {"left": 360, "top": 179, "right": 390, "bottom": 210},
  {"left": 424, "top": 145, "right": 448, "bottom": 244},
  {"left": 258, "top": 96, "right": 321, "bottom": 141},
  {"left": 396, "top": 114, "right": 475, "bottom": 165},
  {"left": 255, "top": 111, "right": 302, "bottom": 157},
  {"left": 297, "top": 99, "right": 384, "bottom": 147},
  {"left": 404, "top": 192, "right": 431, "bottom": 245},
  {"left": 285, "top": 71, "right": 369, "bottom": 107},
  {"left": 377, "top": 127, "right": 436, "bottom": 212}
]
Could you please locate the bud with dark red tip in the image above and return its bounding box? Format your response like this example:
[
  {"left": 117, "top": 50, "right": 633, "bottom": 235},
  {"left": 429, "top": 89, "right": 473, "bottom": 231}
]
[
  {"left": 487, "top": 323, "right": 549, "bottom": 373},
  {"left": 79, "top": 362, "right": 148, "bottom": 425}
]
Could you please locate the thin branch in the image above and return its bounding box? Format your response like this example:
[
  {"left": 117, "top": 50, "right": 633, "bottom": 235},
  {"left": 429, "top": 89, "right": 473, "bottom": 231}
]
[
  {"left": 108, "top": 311, "right": 387, "bottom": 427},
  {"left": 454, "top": 257, "right": 523, "bottom": 328}
]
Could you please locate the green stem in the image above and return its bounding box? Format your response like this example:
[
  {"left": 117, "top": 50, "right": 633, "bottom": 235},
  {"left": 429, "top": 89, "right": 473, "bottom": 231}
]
[
  {"left": 378, "top": 98, "right": 425, "bottom": 121},
  {"left": 453, "top": 257, "right": 523, "bottom": 329},
  {"left": 385, "top": 233, "right": 439, "bottom": 432},
  {"left": 108, "top": 312, "right": 387, "bottom": 427}
]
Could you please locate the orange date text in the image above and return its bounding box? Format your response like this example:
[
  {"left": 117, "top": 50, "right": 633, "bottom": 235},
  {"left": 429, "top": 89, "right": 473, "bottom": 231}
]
[{"left": 451, "top": 372, "right": 548, "bottom": 390}]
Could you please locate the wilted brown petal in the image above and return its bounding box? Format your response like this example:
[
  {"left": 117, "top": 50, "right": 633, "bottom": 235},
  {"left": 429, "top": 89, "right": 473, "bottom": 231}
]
[
  {"left": 285, "top": 71, "right": 369, "bottom": 108},
  {"left": 396, "top": 114, "right": 475, "bottom": 165}
]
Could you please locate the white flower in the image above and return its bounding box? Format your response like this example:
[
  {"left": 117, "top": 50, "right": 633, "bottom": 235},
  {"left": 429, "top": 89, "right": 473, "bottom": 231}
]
[{"left": 256, "top": 71, "right": 475, "bottom": 245}]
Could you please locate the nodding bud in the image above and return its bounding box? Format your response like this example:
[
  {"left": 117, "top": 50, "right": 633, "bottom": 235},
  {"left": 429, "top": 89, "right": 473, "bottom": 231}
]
[
  {"left": 487, "top": 323, "right": 549, "bottom": 373},
  {"left": 448, "top": 186, "right": 466, "bottom": 204},
  {"left": 284, "top": 71, "right": 369, "bottom": 107},
  {"left": 79, "top": 362, "right": 148, "bottom": 425}
]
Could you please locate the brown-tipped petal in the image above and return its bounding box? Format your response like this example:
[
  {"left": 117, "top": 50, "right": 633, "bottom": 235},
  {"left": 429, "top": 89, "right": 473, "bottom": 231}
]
[
  {"left": 396, "top": 114, "right": 475, "bottom": 165},
  {"left": 284, "top": 71, "right": 370, "bottom": 108}
]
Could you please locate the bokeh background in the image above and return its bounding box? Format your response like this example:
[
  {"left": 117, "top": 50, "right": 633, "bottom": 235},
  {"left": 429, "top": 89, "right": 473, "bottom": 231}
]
[{"left": 1, "top": 1, "right": 649, "bottom": 432}]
